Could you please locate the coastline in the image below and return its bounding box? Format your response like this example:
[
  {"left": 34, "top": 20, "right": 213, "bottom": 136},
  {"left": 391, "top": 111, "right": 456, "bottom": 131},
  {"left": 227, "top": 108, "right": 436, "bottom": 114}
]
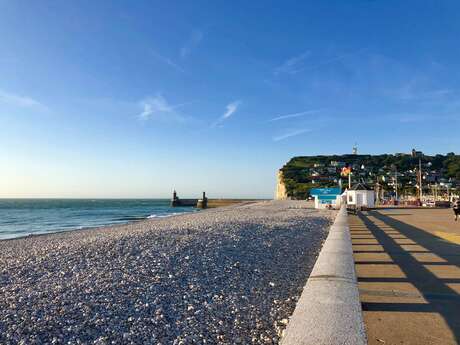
[
  {"left": 0, "top": 208, "right": 197, "bottom": 242},
  {"left": 0, "top": 199, "right": 264, "bottom": 242},
  {"left": 0, "top": 200, "right": 334, "bottom": 344}
]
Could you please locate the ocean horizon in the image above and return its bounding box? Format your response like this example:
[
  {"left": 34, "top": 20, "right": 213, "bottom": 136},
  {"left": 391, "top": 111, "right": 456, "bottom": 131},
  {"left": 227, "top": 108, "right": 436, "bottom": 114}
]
[{"left": 0, "top": 198, "right": 198, "bottom": 240}]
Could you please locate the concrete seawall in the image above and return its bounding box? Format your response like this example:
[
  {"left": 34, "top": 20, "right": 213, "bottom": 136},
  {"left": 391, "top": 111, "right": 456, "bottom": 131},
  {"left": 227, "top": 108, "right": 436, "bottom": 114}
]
[{"left": 281, "top": 206, "right": 367, "bottom": 345}]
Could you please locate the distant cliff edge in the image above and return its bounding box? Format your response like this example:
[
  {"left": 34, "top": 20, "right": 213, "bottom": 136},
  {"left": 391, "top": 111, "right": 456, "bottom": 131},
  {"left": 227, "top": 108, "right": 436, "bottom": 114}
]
[{"left": 275, "top": 170, "right": 288, "bottom": 200}]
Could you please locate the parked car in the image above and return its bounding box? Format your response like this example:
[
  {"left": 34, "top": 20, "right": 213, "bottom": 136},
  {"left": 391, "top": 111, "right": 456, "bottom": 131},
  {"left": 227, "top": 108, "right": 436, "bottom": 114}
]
[{"left": 423, "top": 200, "right": 435, "bottom": 207}]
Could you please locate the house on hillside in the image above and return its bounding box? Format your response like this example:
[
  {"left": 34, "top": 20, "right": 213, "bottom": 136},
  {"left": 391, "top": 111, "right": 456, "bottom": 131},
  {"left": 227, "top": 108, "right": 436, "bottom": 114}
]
[
  {"left": 330, "top": 161, "right": 346, "bottom": 167},
  {"left": 411, "top": 149, "right": 423, "bottom": 157}
]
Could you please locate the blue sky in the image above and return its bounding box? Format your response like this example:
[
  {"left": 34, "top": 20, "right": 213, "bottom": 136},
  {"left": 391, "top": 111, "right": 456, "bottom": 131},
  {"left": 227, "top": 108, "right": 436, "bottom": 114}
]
[{"left": 1, "top": 0, "right": 460, "bottom": 198}]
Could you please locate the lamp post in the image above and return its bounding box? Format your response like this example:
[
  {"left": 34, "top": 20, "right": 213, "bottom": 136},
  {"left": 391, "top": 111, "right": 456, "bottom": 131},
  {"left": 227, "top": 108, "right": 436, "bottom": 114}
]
[
  {"left": 395, "top": 169, "right": 398, "bottom": 201},
  {"left": 419, "top": 158, "right": 423, "bottom": 202}
]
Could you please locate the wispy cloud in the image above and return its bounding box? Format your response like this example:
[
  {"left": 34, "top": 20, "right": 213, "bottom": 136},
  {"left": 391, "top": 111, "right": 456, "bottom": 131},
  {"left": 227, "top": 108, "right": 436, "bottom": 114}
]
[
  {"left": 223, "top": 101, "right": 241, "bottom": 119},
  {"left": 268, "top": 109, "right": 323, "bottom": 122},
  {"left": 213, "top": 100, "right": 242, "bottom": 127},
  {"left": 180, "top": 30, "right": 204, "bottom": 58},
  {"left": 303, "top": 49, "right": 367, "bottom": 72},
  {"left": 0, "top": 89, "right": 47, "bottom": 110},
  {"left": 278, "top": 48, "right": 368, "bottom": 75},
  {"left": 384, "top": 112, "right": 459, "bottom": 124},
  {"left": 150, "top": 50, "right": 185, "bottom": 73},
  {"left": 274, "top": 51, "right": 311, "bottom": 75},
  {"left": 138, "top": 94, "right": 189, "bottom": 123},
  {"left": 393, "top": 82, "right": 454, "bottom": 102},
  {"left": 273, "top": 128, "right": 311, "bottom": 142}
]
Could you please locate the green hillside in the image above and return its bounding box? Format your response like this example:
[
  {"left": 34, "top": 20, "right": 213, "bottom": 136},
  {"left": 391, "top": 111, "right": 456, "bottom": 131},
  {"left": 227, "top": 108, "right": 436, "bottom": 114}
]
[{"left": 280, "top": 152, "right": 460, "bottom": 200}]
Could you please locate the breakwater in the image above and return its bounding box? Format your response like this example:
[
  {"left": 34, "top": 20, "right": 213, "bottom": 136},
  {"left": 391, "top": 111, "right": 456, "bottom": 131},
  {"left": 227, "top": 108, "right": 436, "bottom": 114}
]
[{"left": 171, "top": 191, "right": 259, "bottom": 209}]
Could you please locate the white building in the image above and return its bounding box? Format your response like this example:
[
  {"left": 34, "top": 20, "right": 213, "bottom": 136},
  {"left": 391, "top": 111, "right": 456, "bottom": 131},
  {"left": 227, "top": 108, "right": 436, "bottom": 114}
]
[{"left": 347, "top": 183, "right": 375, "bottom": 208}]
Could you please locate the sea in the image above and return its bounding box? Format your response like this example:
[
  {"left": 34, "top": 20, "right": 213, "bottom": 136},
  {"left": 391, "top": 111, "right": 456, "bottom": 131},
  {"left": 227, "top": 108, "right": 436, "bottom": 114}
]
[{"left": 0, "top": 199, "right": 197, "bottom": 240}]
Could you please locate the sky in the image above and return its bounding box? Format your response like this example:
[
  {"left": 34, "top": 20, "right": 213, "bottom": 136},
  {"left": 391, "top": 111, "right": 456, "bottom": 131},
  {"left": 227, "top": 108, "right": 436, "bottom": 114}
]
[{"left": 1, "top": 0, "right": 460, "bottom": 198}]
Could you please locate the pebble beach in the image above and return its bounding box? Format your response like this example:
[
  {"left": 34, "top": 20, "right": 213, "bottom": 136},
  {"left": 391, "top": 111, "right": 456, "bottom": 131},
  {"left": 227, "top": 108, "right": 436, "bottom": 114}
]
[{"left": 0, "top": 200, "right": 334, "bottom": 345}]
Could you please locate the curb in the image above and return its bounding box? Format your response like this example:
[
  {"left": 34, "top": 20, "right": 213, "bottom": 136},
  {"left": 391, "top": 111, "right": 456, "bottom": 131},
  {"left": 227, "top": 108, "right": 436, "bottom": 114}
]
[{"left": 281, "top": 206, "right": 367, "bottom": 345}]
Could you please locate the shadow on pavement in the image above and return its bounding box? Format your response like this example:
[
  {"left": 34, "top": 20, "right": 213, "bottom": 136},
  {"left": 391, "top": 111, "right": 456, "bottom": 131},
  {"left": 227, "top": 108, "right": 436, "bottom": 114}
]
[{"left": 353, "top": 210, "right": 460, "bottom": 344}]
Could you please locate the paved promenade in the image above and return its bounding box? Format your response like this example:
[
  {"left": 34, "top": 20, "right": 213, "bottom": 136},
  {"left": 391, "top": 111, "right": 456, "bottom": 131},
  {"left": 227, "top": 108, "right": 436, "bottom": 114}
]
[{"left": 349, "top": 208, "right": 460, "bottom": 345}]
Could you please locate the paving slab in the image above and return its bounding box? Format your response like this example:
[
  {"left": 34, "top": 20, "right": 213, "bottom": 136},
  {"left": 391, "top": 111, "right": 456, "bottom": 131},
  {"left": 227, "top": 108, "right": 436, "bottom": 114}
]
[{"left": 350, "top": 208, "right": 460, "bottom": 345}]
